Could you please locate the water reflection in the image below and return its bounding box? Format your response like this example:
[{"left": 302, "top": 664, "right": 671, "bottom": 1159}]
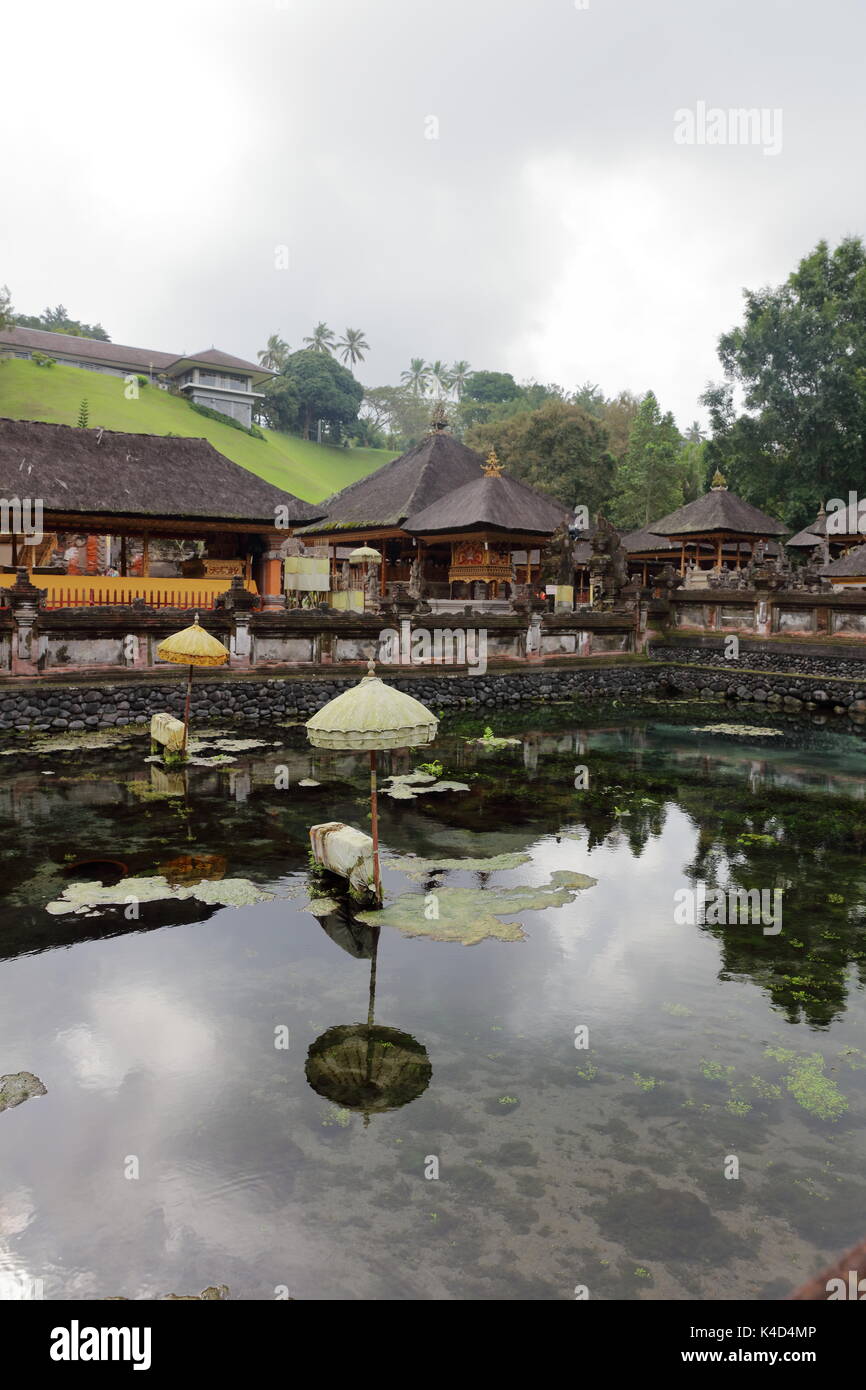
[
  {"left": 306, "top": 910, "right": 433, "bottom": 1122},
  {"left": 0, "top": 701, "right": 865, "bottom": 1300}
]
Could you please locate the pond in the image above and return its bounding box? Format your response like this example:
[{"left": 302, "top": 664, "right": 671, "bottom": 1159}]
[{"left": 0, "top": 699, "right": 865, "bottom": 1301}]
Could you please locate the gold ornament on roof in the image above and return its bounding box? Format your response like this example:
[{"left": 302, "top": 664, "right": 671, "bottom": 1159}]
[
  {"left": 482, "top": 449, "right": 503, "bottom": 478},
  {"left": 710, "top": 469, "right": 728, "bottom": 490}
]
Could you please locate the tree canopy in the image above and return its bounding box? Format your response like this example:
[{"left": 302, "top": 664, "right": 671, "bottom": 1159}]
[
  {"left": 13, "top": 302, "right": 110, "bottom": 341},
  {"left": 611, "top": 391, "right": 687, "bottom": 530},
  {"left": 467, "top": 398, "right": 615, "bottom": 512},
  {"left": 702, "top": 236, "right": 866, "bottom": 528},
  {"left": 275, "top": 348, "right": 364, "bottom": 439}
]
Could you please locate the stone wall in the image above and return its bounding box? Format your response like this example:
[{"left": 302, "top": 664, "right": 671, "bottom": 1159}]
[{"left": 4, "top": 643, "right": 866, "bottom": 731}]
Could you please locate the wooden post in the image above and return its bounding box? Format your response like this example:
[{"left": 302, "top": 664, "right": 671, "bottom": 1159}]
[
  {"left": 369, "top": 749, "right": 381, "bottom": 902},
  {"left": 142, "top": 532, "right": 150, "bottom": 578},
  {"left": 716, "top": 536, "right": 722, "bottom": 570},
  {"left": 680, "top": 541, "right": 685, "bottom": 575},
  {"left": 182, "top": 665, "right": 193, "bottom": 752},
  {"left": 120, "top": 535, "right": 127, "bottom": 577}
]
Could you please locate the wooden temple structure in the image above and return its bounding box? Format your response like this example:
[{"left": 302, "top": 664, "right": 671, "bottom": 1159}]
[
  {"left": 648, "top": 472, "right": 787, "bottom": 576},
  {"left": 0, "top": 418, "right": 323, "bottom": 607},
  {"left": 403, "top": 449, "right": 567, "bottom": 597},
  {"left": 298, "top": 411, "right": 565, "bottom": 600}
]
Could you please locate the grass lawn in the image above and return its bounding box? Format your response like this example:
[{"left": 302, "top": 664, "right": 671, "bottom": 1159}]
[{"left": 0, "top": 359, "right": 396, "bottom": 502}]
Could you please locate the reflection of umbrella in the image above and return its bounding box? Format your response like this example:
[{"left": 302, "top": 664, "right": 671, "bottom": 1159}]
[
  {"left": 157, "top": 615, "right": 230, "bottom": 752},
  {"left": 305, "top": 925, "right": 432, "bottom": 1123},
  {"left": 348, "top": 546, "right": 382, "bottom": 564},
  {"left": 305, "top": 659, "right": 437, "bottom": 900}
]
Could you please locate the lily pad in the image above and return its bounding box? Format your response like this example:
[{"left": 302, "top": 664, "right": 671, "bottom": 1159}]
[
  {"left": 383, "top": 778, "right": 470, "bottom": 800},
  {"left": 302, "top": 895, "right": 342, "bottom": 915},
  {"left": 45, "top": 874, "right": 275, "bottom": 916},
  {"left": 357, "top": 870, "right": 596, "bottom": 945},
  {"left": 384, "top": 851, "right": 532, "bottom": 880},
  {"left": 689, "top": 724, "right": 782, "bottom": 737},
  {"left": 299, "top": 778, "right": 321, "bottom": 787},
  {"left": 0, "top": 1071, "right": 47, "bottom": 1112}
]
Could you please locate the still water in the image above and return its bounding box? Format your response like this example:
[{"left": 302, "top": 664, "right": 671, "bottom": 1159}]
[{"left": 0, "top": 701, "right": 864, "bottom": 1301}]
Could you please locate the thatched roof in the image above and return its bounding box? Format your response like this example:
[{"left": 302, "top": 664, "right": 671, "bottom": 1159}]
[
  {"left": 649, "top": 485, "right": 787, "bottom": 538},
  {"left": 802, "top": 506, "right": 863, "bottom": 540},
  {"left": 787, "top": 526, "right": 823, "bottom": 548},
  {"left": 404, "top": 470, "right": 567, "bottom": 536},
  {"left": 620, "top": 526, "right": 677, "bottom": 554},
  {"left": 0, "top": 418, "right": 323, "bottom": 525},
  {"left": 298, "top": 431, "right": 486, "bottom": 533},
  {"left": 821, "top": 544, "right": 866, "bottom": 578}
]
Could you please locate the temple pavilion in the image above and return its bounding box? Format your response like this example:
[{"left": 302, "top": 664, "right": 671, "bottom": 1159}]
[
  {"left": 648, "top": 471, "right": 787, "bottom": 575},
  {"left": 298, "top": 411, "right": 566, "bottom": 599},
  {"left": 786, "top": 502, "right": 864, "bottom": 566},
  {"left": 403, "top": 450, "right": 567, "bottom": 598},
  {"left": 0, "top": 417, "right": 323, "bottom": 607}
]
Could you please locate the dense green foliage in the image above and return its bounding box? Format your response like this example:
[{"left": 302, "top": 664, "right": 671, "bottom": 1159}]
[
  {"left": 266, "top": 348, "right": 364, "bottom": 441},
  {"left": 467, "top": 398, "right": 616, "bottom": 512},
  {"left": 13, "top": 301, "right": 110, "bottom": 341},
  {"left": 611, "top": 391, "right": 693, "bottom": 528},
  {"left": 189, "top": 400, "right": 265, "bottom": 439},
  {"left": 703, "top": 237, "right": 866, "bottom": 529}
]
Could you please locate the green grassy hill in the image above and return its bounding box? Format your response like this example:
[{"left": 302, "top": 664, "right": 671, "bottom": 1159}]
[{"left": 0, "top": 359, "right": 395, "bottom": 502}]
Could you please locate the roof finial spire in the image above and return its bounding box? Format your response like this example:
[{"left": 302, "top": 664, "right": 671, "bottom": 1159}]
[
  {"left": 429, "top": 401, "right": 449, "bottom": 433},
  {"left": 482, "top": 448, "right": 503, "bottom": 478},
  {"left": 710, "top": 469, "right": 727, "bottom": 490}
]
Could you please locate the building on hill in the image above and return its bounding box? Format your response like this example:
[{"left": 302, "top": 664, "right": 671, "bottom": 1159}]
[
  {"left": 0, "top": 327, "right": 272, "bottom": 428},
  {"left": 0, "top": 417, "right": 322, "bottom": 605},
  {"left": 297, "top": 409, "right": 563, "bottom": 599}
]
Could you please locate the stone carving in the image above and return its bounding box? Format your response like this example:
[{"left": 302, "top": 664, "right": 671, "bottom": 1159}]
[
  {"left": 408, "top": 554, "right": 426, "bottom": 600},
  {"left": 541, "top": 521, "right": 575, "bottom": 587},
  {"left": 588, "top": 516, "right": 628, "bottom": 608}
]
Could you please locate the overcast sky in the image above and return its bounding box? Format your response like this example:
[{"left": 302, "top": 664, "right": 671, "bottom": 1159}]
[{"left": 3, "top": 0, "right": 865, "bottom": 428}]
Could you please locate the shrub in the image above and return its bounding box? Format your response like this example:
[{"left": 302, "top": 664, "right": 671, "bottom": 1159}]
[
  {"left": 189, "top": 401, "right": 263, "bottom": 438},
  {"left": 32, "top": 351, "right": 56, "bottom": 368}
]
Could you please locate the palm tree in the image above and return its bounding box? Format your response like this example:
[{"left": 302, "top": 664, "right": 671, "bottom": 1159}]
[
  {"left": 337, "top": 327, "right": 370, "bottom": 368},
  {"left": 449, "top": 360, "right": 471, "bottom": 398},
  {"left": 302, "top": 322, "right": 336, "bottom": 354},
  {"left": 258, "top": 334, "right": 290, "bottom": 371},
  {"left": 401, "top": 357, "right": 431, "bottom": 395},
  {"left": 427, "top": 360, "right": 453, "bottom": 398}
]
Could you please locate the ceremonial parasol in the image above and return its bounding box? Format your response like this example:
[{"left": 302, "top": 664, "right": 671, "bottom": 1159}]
[
  {"left": 305, "top": 659, "right": 437, "bottom": 900},
  {"left": 157, "top": 614, "right": 230, "bottom": 752},
  {"left": 347, "top": 545, "right": 382, "bottom": 564}
]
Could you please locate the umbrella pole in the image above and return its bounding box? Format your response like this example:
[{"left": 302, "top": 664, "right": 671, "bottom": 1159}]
[
  {"left": 182, "top": 664, "right": 193, "bottom": 753},
  {"left": 370, "top": 749, "right": 382, "bottom": 903}
]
